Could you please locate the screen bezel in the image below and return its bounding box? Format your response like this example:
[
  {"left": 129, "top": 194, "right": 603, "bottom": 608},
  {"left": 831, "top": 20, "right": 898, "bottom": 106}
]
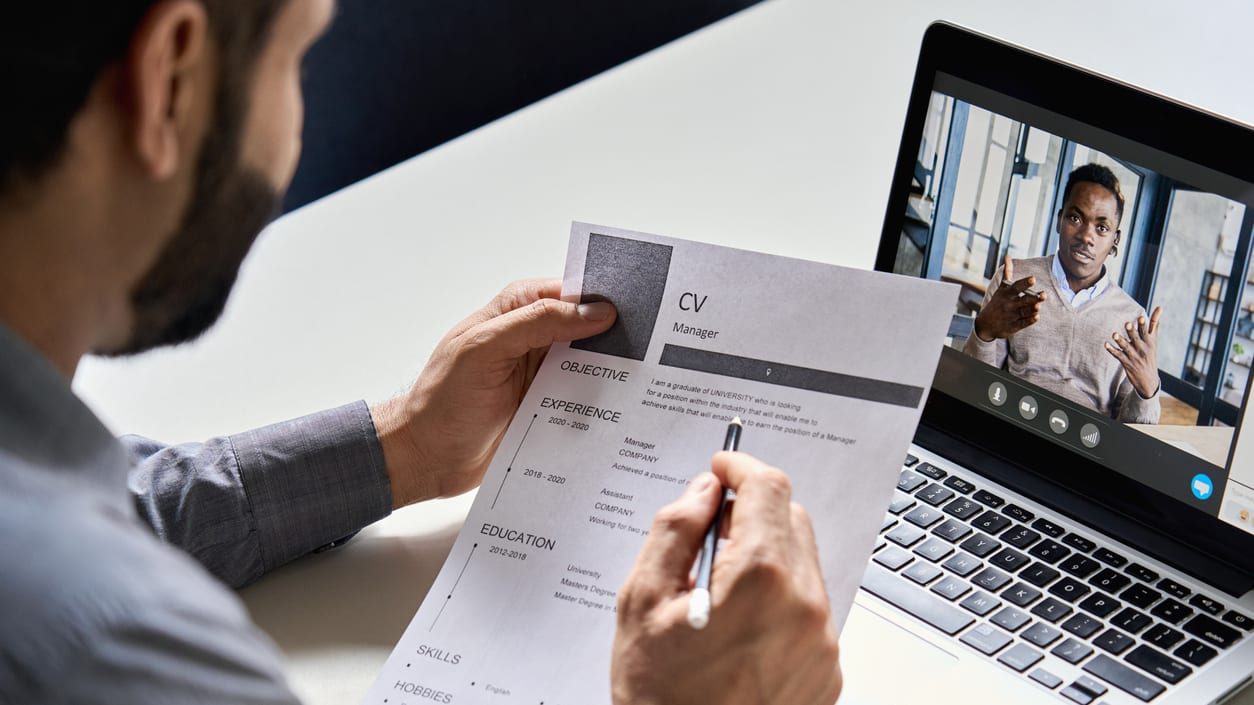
[{"left": 876, "top": 21, "right": 1254, "bottom": 587}]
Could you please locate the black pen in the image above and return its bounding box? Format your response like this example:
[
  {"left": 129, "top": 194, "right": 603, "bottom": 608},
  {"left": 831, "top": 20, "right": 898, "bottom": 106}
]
[{"left": 687, "top": 416, "right": 742, "bottom": 629}]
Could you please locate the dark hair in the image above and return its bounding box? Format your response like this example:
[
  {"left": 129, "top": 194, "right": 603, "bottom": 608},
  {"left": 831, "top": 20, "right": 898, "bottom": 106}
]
[
  {"left": 0, "top": 2, "right": 286, "bottom": 193},
  {"left": 1062, "top": 162, "right": 1125, "bottom": 223}
]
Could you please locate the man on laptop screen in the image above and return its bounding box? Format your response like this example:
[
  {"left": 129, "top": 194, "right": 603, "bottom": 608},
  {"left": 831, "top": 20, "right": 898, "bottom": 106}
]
[{"left": 962, "top": 164, "right": 1163, "bottom": 424}]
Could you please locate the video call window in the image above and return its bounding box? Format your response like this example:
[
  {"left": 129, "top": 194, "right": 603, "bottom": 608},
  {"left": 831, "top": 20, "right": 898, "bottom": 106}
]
[{"left": 896, "top": 92, "right": 1254, "bottom": 469}]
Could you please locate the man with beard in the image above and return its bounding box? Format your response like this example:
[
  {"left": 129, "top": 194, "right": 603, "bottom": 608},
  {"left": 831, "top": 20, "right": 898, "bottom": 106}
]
[
  {"left": 963, "top": 163, "right": 1162, "bottom": 424},
  {"left": 0, "top": 2, "right": 841, "bottom": 704}
]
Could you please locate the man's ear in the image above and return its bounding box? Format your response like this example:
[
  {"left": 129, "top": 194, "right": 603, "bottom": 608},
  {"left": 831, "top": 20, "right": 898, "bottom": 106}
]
[{"left": 125, "top": 0, "right": 210, "bottom": 180}]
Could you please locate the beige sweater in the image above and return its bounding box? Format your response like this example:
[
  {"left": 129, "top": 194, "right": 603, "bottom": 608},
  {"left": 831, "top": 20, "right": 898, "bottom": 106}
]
[{"left": 963, "top": 255, "right": 1161, "bottom": 424}]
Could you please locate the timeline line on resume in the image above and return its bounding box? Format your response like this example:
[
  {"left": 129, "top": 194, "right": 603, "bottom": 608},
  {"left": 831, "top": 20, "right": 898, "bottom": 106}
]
[
  {"left": 430, "top": 542, "right": 480, "bottom": 631},
  {"left": 492, "top": 414, "right": 539, "bottom": 510}
]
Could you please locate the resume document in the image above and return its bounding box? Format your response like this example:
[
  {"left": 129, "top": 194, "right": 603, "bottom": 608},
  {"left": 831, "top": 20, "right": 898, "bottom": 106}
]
[{"left": 364, "top": 223, "right": 958, "bottom": 704}]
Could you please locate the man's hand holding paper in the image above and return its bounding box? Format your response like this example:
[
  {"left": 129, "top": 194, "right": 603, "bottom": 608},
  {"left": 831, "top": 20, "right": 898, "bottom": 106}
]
[{"left": 370, "top": 279, "right": 617, "bottom": 508}]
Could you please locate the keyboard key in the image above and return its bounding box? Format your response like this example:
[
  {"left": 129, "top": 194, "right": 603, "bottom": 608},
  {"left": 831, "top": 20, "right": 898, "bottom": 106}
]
[
  {"left": 972, "top": 511, "right": 1011, "bottom": 534},
  {"left": 1223, "top": 610, "right": 1253, "bottom": 630},
  {"left": 873, "top": 546, "right": 914, "bottom": 571},
  {"left": 1062, "top": 533, "right": 1096, "bottom": 553},
  {"left": 1074, "top": 675, "right": 1108, "bottom": 698},
  {"left": 960, "top": 622, "right": 1012, "bottom": 655},
  {"left": 1030, "top": 517, "right": 1065, "bottom": 537},
  {"left": 997, "top": 643, "right": 1044, "bottom": 672},
  {"left": 1150, "top": 597, "right": 1193, "bottom": 624},
  {"left": 904, "top": 505, "right": 944, "bottom": 529},
  {"left": 860, "top": 565, "right": 975, "bottom": 635},
  {"left": 1060, "top": 555, "right": 1101, "bottom": 579},
  {"left": 913, "top": 462, "right": 945, "bottom": 480},
  {"left": 1051, "top": 637, "right": 1093, "bottom": 664},
  {"left": 902, "top": 561, "right": 942, "bottom": 585},
  {"left": 1050, "top": 577, "right": 1091, "bottom": 603},
  {"left": 1187, "top": 594, "right": 1224, "bottom": 616},
  {"left": 973, "top": 489, "right": 1004, "bottom": 508},
  {"left": 1059, "top": 685, "right": 1093, "bottom": 704},
  {"left": 1031, "top": 597, "right": 1072, "bottom": 623},
  {"left": 1092, "top": 548, "right": 1126, "bottom": 568},
  {"left": 1083, "top": 654, "right": 1164, "bottom": 702},
  {"left": 917, "top": 482, "right": 955, "bottom": 507},
  {"left": 991, "top": 606, "right": 1031, "bottom": 632},
  {"left": 942, "top": 552, "right": 982, "bottom": 577},
  {"left": 989, "top": 547, "right": 1030, "bottom": 572},
  {"left": 1021, "top": 622, "right": 1062, "bottom": 647},
  {"left": 1094, "top": 628, "right": 1135, "bottom": 655},
  {"left": 1173, "top": 638, "right": 1218, "bottom": 666},
  {"left": 1028, "top": 539, "right": 1071, "bottom": 564},
  {"left": 960, "top": 590, "right": 1001, "bottom": 616},
  {"left": 1002, "top": 526, "right": 1042, "bottom": 549},
  {"left": 886, "top": 523, "right": 926, "bottom": 548},
  {"left": 1002, "top": 582, "right": 1042, "bottom": 607},
  {"left": 904, "top": 453, "right": 919, "bottom": 467},
  {"left": 1089, "top": 568, "right": 1130, "bottom": 594},
  {"left": 1004, "top": 504, "right": 1035, "bottom": 523},
  {"left": 930, "top": 575, "right": 970, "bottom": 601},
  {"left": 887, "top": 492, "right": 916, "bottom": 515},
  {"left": 1143, "top": 623, "right": 1185, "bottom": 649},
  {"left": 959, "top": 533, "right": 1001, "bottom": 557},
  {"left": 941, "top": 497, "right": 982, "bottom": 520},
  {"left": 932, "top": 518, "right": 973, "bottom": 542},
  {"left": 972, "top": 567, "right": 1012, "bottom": 591},
  {"left": 1124, "top": 644, "right": 1193, "bottom": 685},
  {"left": 897, "top": 469, "right": 926, "bottom": 493},
  {"left": 1119, "top": 584, "right": 1161, "bottom": 609},
  {"left": 1111, "top": 607, "right": 1152, "bottom": 634},
  {"left": 942, "top": 476, "right": 975, "bottom": 494},
  {"left": 1020, "top": 563, "right": 1060, "bottom": 587},
  {"left": 913, "top": 538, "right": 954, "bottom": 563},
  {"left": 1029, "top": 668, "right": 1063, "bottom": 689},
  {"left": 1078, "top": 592, "right": 1120, "bottom": 618},
  {"left": 1125, "top": 563, "right": 1158, "bottom": 583},
  {"left": 1182, "top": 613, "right": 1241, "bottom": 648},
  {"left": 1157, "top": 578, "right": 1191, "bottom": 599},
  {"left": 881, "top": 515, "right": 897, "bottom": 532},
  {"left": 1061, "top": 614, "right": 1103, "bottom": 638}
]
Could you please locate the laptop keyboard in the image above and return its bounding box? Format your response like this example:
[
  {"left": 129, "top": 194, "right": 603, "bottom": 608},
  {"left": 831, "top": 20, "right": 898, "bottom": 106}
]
[{"left": 860, "top": 452, "right": 1253, "bottom": 703}]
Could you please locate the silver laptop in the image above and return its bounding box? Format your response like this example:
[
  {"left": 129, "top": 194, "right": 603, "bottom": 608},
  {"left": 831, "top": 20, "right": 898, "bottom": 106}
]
[{"left": 852, "top": 22, "right": 1254, "bottom": 705}]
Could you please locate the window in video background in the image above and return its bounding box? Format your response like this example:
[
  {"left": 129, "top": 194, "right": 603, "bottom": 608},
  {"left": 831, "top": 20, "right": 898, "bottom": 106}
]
[{"left": 898, "top": 92, "right": 1254, "bottom": 440}]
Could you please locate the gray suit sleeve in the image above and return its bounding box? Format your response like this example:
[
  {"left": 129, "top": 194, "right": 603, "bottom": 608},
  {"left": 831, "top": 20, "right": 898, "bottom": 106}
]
[{"left": 123, "top": 401, "right": 393, "bottom": 588}]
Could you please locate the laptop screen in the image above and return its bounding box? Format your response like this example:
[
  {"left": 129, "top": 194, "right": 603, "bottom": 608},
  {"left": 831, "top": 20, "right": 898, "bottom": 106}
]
[{"left": 877, "top": 25, "right": 1254, "bottom": 561}]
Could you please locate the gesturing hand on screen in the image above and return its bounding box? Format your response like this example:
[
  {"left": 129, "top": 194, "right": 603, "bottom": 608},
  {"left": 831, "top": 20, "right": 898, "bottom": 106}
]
[
  {"left": 1105, "top": 306, "right": 1163, "bottom": 399},
  {"left": 973, "top": 255, "right": 1047, "bottom": 342}
]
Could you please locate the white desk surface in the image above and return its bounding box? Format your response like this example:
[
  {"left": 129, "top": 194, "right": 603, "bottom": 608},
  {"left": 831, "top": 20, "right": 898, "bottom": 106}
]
[{"left": 72, "top": 0, "right": 1254, "bottom": 703}]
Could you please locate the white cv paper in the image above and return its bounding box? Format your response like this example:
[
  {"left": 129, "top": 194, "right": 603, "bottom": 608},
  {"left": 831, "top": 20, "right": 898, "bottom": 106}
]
[{"left": 364, "top": 223, "right": 958, "bottom": 705}]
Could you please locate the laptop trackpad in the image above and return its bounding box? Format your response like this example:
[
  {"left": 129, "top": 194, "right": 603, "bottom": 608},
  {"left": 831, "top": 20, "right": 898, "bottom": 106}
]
[{"left": 838, "top": 601, "right": 960, "bottom": 705}]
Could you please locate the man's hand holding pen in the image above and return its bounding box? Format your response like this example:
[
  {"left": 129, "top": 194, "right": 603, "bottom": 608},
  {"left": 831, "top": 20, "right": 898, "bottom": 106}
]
[{"left": 610, "top": 451, "right": 842, "bottom": 705}]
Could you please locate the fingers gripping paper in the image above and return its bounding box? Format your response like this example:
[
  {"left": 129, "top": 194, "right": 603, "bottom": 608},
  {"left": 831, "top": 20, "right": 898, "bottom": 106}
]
[{"left": 363, "top": 223, "right": 958, "bottom": 705}]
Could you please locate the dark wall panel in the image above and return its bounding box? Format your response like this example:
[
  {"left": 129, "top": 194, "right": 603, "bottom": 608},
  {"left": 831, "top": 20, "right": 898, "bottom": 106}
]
[{"left": 284, "top": 0, "right": 763, "bottom": 210}]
